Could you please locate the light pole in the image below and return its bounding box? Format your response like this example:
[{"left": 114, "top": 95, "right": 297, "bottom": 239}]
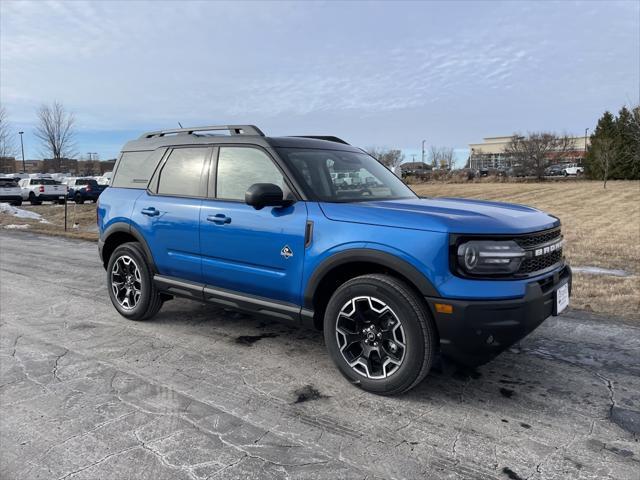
[
  {"left": 18, "top": 131, "right": 26, "bottom": 173},
  {"left": 584, "top": 128, "right": 589, "bottom": 154}
]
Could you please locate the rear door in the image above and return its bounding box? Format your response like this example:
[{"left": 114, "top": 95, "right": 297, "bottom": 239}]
[
  {"left": 131, "top": 146, "right": 211, "bottom": 283},
  {"left": 200, "top": 146, "right": 307, "bottom": 304}
]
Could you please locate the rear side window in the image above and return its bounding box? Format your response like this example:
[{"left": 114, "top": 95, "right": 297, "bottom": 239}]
[
  {"left": 111, "top": 149, "right": 164, "bottom": 188},
  {"left": 156, "top": 148, "right": 208, "bottom": 197},
  {"left": 0, "top": 179, "right": 17, "bottom": 187},
  {"left": 216, "top": 147, "right": 285, "bottom": 201}
]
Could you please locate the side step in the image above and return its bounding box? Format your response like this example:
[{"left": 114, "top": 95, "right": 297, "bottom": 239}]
[{"left": 154, "top": 274, "right": 314, "bottom": 327}]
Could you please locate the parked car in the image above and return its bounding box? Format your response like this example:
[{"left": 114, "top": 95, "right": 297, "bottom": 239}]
[
  {"left": 562, "top": 163, "right": 584, "bottom": 176},
  {"left": 65, "top": 177, "right": 107, "bottom": 204},
  {"left": 19, "top": 177, "right": 67, "bottom": 204},
  {"left": 507, "top": 164, "right": 530, "bottom": 177},
  {"left": 96, "top": 171, "right": 113, "bottom": 186},
  {"left": 545, "top": 164, "right": 565, "bottom": 176},
  {"left": 0, "top": 178, "right": 23, "bottom": 205},
  {"left": 98, "top": 124, "right": 571, "bottom": 395}
]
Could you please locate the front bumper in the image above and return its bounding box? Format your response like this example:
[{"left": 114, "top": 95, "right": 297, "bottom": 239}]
[{"left": 425, "top": 265, "right": 572, "bottom": 367}]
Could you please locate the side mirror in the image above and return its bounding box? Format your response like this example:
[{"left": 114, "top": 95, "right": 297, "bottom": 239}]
[{"left": 245, "top": 183, "right": 293, "bottom": 210}]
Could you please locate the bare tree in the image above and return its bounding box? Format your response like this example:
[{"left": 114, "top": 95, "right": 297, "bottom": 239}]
[
  {"left": 428, "top": 146, "right": 455, "bottom": 170},
  {"left": 0, "top": 106, "right": 17, "bottom": 159},
  {"left": 35, "top": 101, "right": 76, "bottom": 169},
  {"left": 505, "top": 132, "right": 575, "bottom": 179},
  {"left": 366, "top": 147, "right": 405, "bottom": 170},
  {"left": 591, "top": 137, "right": 616, "bottom": 188}
]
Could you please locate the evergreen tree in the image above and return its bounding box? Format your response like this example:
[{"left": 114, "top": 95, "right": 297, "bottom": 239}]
[
  {"left": 586, "top": 106, "right": 640, "bottom": 180},
  {"left": 585, "top": 111, "right": 616, "bottom": 179}
]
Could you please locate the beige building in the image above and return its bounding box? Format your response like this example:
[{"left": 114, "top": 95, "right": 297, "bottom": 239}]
[{"left": 468, "top": 135, "right": 590, "bottom": 170}]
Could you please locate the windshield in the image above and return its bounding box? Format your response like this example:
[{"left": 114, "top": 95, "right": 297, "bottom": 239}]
[{"left": 277, "top": 148, "right": 416, "bottom": 202}]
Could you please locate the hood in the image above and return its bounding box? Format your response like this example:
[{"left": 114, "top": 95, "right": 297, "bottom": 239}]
[{"left": 319, "top": 197, "right": 559, "bottom": 234}]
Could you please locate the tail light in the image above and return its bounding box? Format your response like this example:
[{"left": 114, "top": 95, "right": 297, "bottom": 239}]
[
  {"left": 39, "top": 185, "right": 45, "bottom": 192},
  {"left": 86, "top": 185, "right": 92, "bottom": 192}
]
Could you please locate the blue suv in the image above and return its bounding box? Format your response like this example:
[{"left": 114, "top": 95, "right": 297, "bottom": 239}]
[{"left": 98, "top": 125, "right": 571, "bottom": 395}]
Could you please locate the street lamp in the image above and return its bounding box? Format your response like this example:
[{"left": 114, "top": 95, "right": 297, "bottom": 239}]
[
  {"left": 584, "top": 128, "right": 589, "bottom": 153},
  {"left": 18, "top": 131, "right": 25, "bottom": 173}
]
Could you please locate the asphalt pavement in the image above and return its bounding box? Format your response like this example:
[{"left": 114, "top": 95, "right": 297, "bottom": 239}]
[{"left": 1, "top": 231, "right": 638, "bottom": 480}]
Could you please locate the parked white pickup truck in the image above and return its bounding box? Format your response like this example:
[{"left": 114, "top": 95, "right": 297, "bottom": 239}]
[
  {"left": 18, "top": 177, "right": 67, "bottom": 204},
  {"left": 0, "top": 178, "right": 23, "bottom": 205},
  {"left": 562, "top": 163, "right": 584, "bottom": 176}
]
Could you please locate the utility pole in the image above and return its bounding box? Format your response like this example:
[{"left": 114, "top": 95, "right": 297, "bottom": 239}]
[
  {"left": 86, "top": 152, "right": 98, "bottom": 175},
  {"left": 421, "top": 139, "right": 426, "bottom": 166},
  {"left": 18, "top": 131, "right": 25, "bottom": 173}
]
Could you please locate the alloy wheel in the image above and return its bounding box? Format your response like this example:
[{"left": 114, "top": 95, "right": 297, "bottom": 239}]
[
  {"left": 111, "top": 255, "right": 142, "bottom": 310},
  {"left": 335, "top": 296, "right": 406, "bottom": 379}
]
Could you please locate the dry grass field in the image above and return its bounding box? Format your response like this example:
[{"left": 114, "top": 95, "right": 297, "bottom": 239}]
[
  {"left": 2, "top": 180, "right": 639, "bottom": 320},
  {"left": 0, "top": 202, "right": 98, "bottom": 241},
  {"left": 413, "top": 180, "right": 640, "bottom": 320}
]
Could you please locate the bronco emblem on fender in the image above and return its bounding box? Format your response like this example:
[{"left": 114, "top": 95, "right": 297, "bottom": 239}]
[{"left": 280, "top": 245, "right": 293, "bottom": 259}]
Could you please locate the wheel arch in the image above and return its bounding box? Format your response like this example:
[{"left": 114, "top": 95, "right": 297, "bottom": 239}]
[
  {"left": 304, "top": 249, "right": 440, "bottom": 330},
  {"left": 101, "top": 222, "right": 157, "bottom": 272}
]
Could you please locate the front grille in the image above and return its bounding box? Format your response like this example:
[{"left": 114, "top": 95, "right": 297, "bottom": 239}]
[
  {"left": 519, "top": 249, "right": 563, "bottom": 274},
  {"left": 514, "top": 227, "right": 561, "bottom": 248}
]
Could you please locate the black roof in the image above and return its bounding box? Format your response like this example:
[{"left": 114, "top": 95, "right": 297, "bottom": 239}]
[{"left": 121, "top": 124, "right": 362, "bottom": 153}]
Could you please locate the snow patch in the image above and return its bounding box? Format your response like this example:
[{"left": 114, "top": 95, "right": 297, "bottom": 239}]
[
  {"left": 4, "top": 224, "right": 30, "bottom": 230},
  {"left": 0, "top": 202, "right": 50, "bottom": 223},
  {"left": 572, "top": 266, "right": 631, "bottom": 277}
]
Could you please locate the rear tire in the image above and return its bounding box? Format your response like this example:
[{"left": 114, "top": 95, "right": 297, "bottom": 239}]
[
  {"left": 324, "top": 274, "right": 436, "bottom": 395},
  {"left": 107, "top": 242, "right": 163, "bottom": 321},
  {"left": 28, "top": 192, "right": 41, "bottom": 205},
  {"left": 12, "top": 199, "right": 22, "bottom": 206}
]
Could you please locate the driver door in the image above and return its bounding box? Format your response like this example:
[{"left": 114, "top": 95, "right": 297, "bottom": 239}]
[{"left": 199, "top": 146, "right": 307, "bottom": 305}]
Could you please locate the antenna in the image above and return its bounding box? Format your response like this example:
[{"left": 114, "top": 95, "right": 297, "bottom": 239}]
[{"left": 178, "top": 122, "right": 184, "bottom": 128}]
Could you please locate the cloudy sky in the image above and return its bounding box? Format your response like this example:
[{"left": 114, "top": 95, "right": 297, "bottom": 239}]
[{"left": 1, "top": 0, "right": 638, "bottom": 161}]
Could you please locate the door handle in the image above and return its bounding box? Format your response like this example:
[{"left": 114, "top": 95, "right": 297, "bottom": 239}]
[
  {"left": 141, "top": 207, "right": 160, "bottom": 217},
  {"left": 207, "top": 214, "right": 232, "bottom": 225}
]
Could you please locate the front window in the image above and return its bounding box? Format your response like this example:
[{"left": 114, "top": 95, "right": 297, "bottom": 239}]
[{"left": 277, "top": 148, "right": 416, "bottom": 202}]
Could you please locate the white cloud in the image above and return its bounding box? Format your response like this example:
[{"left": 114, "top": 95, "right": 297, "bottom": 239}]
[{"left": 1, "top": 0, "right": 638, "bottom": 153}]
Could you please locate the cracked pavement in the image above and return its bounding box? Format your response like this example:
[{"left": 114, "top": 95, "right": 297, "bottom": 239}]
[{"left": 1, "top": 231, "right": 639, "bottom": 479}]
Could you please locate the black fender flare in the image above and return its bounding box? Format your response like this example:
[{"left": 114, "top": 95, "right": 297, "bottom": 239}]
[
  {"left": 304, "top": 248, "right": 440, "bottom": 308},
  {"left": 100, "top": 222, "right": 157, "bottom": 273}
]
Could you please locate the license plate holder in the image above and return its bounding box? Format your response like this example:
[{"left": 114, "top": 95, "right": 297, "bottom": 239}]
[{"left": 554, "top": 282, "right": 569, "bottom": 315}]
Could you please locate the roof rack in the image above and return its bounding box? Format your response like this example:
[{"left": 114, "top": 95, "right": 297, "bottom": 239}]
[
  {"left": 139, "top": 125, "right": 265, "bottom": 139},
  {"left": 292, "top": 135, "right": 350, "bottom": 145}
]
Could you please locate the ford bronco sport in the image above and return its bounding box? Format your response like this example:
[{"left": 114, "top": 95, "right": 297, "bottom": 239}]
[{"left": 98, "top": 125, "right": 571, "bottom": 395}]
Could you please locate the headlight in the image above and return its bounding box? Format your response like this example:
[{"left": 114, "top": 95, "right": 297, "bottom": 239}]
[{"left": 457, "top": 240, "right": 525, "bottom": 275}]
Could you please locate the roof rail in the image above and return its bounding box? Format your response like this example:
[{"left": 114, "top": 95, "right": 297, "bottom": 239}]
[
  {"left": 292, "top": 135, "right": 350, "bottom": 145},
  {"left": 139, "top": 125, "right": 265, "bottom": 139}
]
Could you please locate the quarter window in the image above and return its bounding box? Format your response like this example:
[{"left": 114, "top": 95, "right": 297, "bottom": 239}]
[
  {"left": 156, "top": 148, "right": 207, "bottom": 197},
  {"left": 111, "top": 149, "right": 164, "bottom": 189},
  {"left": 216, "top": 147, "right": 285, "bottom": 201}
]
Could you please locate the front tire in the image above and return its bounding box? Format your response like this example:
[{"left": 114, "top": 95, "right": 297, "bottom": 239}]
[
  {"left": 107, "top": 242, "right": 162, "bottom": 321},
  {"left": 75, "top": 193, "right": 84, "bottom": 204},
  {"left": 324, "top": 274, "right": 436, "bottom": 395}
]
